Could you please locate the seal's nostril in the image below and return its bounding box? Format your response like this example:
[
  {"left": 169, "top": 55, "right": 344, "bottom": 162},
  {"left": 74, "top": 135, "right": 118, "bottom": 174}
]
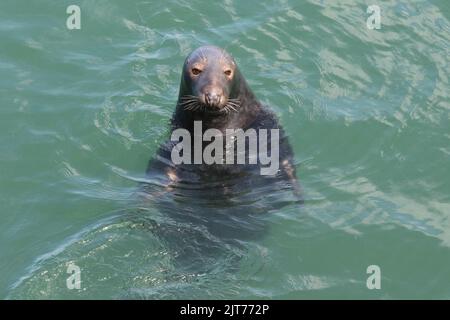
[{"left": 205, "top": 93, "right": 220, "bottom": 106}]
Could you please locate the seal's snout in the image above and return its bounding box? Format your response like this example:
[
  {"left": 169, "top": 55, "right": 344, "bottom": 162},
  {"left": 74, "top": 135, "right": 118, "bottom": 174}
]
[
  {"left": 202, "top": 87, "right": 224, "bottom": 108},
  {"left": 205, "top": 92, "right": 221, "bottom": 107}
]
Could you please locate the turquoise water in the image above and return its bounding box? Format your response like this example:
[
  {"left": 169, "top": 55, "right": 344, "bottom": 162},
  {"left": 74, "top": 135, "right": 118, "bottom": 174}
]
[{"left": 1, "top": 0, "right": 449, "bottom": 299}]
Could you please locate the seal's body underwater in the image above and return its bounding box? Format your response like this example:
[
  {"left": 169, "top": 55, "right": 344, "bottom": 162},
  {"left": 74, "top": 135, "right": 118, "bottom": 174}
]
[{"left": 146, "top": 46, "right": 300, "bottom": 198}]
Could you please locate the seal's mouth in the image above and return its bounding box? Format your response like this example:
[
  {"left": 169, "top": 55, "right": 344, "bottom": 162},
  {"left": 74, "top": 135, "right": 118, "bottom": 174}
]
[
  {"left": 203, "top": 92, "right": 223, "bottom": 108},
  {"left": 179, "top": 95, "right": 241, "bottom": 114}
]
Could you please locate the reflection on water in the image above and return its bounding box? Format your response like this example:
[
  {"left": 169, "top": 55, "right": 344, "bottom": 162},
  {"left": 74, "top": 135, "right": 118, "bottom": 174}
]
[
  {"left": 9, "top": 165, "right": 302, "bottom": 299},
  {"left": 2, "top": 0, "right": 450, "bottom": 299}
]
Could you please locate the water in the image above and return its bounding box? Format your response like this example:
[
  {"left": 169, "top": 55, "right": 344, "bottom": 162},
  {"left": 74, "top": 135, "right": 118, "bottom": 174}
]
[{"left": 1, "top": 0, "right": 449, "bottom": 299}]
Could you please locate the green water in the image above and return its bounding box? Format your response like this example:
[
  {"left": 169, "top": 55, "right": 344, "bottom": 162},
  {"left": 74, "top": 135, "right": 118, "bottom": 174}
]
[{"left": 1, "top": 0, "right": 449, "bottom": 299}]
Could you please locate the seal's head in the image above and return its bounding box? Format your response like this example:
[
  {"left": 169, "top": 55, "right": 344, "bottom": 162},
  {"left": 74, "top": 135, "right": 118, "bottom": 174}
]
[{"left": 177, "top": 46, "right": 243, "bottom": 113}]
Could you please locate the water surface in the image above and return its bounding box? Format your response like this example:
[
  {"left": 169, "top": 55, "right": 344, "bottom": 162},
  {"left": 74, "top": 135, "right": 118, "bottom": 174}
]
[{"left": 1, "top": 0, "right": 449, "bottom": 299}]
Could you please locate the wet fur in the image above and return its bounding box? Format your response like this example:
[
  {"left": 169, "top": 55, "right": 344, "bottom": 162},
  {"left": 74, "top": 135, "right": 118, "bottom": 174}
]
[{"left": 146, "top": 45, "right": 301, "bottom": 199}]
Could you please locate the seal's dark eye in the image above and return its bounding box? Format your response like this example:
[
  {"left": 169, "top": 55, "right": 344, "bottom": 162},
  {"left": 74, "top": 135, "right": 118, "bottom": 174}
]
[
  {"left": 192, "top": 68, "right": 202, "bottom": 75},
  {"left": 224, "top": 70, "right": 232, "bottom": 76}
]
